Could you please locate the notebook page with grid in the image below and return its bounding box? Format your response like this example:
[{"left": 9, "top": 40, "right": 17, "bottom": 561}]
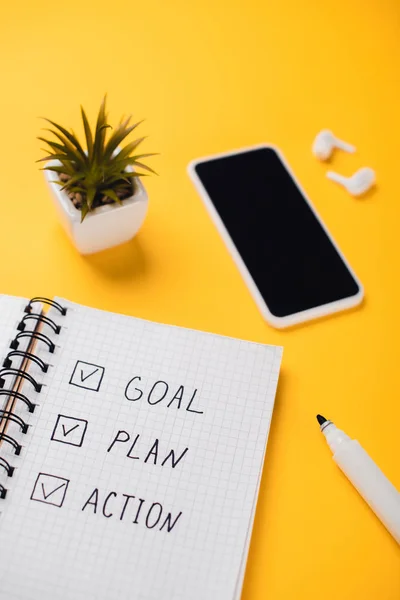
[{"left": 0, "top": 297, "right": 282, "bottom": 600}]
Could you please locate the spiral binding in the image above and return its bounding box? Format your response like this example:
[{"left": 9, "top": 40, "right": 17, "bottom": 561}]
[
  {"left": 0, "top": 390, "right": 36, "bottom": 414},
  {"left": 10, "top": 331, "right": 55, "bottom": 354},
  {"left": 3, "top": 351, "right": 49, "bottom": 373},
  {"left": 25, "top": 297, "right": 67, "bottom": 316},
  {"left": 0, "top": 368, "right": 43, "bottom": 393},
  {"left": 0, "top": 297, "right": 67, "bottom": 500},
  {"left": 0, "top": 410, "right": 29, "bottom": 434},
  {"left": 0, "top": 457, "right": 14, "bottom": 477},
  {"left": 17, "top": 313, "right": 61, "bottom": 335}
]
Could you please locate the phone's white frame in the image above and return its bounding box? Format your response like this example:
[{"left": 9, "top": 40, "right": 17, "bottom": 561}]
[{"left": 188, "top": 144, "right": 364, "bottom": 329}]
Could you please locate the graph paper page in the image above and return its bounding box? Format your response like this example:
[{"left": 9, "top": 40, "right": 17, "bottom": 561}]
[{"left": 0, "top": 298, "right": 282, "bottom": 600}]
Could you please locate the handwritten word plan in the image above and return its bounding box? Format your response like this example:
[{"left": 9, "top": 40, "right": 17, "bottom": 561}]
[{"left": 0, "top": 296, "right": 282, "bottom": 600}]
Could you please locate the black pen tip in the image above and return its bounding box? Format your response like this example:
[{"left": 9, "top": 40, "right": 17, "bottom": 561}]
[{"left": 316, "top": 414, "right": 327, "bottom": 425}]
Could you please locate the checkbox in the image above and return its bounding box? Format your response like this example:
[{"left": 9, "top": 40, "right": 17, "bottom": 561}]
[
  {"left": 30, "top": 473, "right": 70, "bottom": 508},
  {"left": 51, "top": 414, "right": 88, "bottom": 447},
  {"left": 69, "top": 360, "right": 105, "bottom": 392}
]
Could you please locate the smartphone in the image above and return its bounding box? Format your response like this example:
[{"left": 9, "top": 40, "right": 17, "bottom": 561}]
[{"left": 188, "top": 145, "right": 363, "bottom": 328}]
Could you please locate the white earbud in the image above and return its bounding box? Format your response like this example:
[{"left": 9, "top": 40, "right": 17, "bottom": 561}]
[
  {"left": 312, "top": 130, "right": 356, "bottom": 161},
  {"left": 326, "top": 167, "right": 376, "bottom": 197}
]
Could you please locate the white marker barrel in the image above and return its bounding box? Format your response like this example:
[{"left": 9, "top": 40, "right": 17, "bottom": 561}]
[{"left": 333, "top": 440, "right": 400, "bottom": 543}]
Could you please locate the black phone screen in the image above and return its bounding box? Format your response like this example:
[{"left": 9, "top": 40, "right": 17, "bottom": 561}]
[{"left": 194, "top": 147, "right": 360, "bottom": 318}]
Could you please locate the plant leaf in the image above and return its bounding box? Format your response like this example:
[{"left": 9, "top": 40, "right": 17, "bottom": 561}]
[
  {"left": 37, "top": 137, "right": 77, "bottom": 157},
  {"left": 37, "top": 153, "right": 76, "bottom": 163},
  {"left": 130, "top": 161, "right": 158, "bottom": 175},
  {"left": 38, "top": 149, "right": 79, "bottom": 167},
  {"left": 98, "top": 172, "right": 147, "bottom": 187},
  {"left": 42, "top": 119, "right": 87, "bottom": 163},
  {"left": 118, "top": 136, "right": 147, "bottom": 158},
  {"left": 80, "top": 106, "right": 93, "bottom": 160},
  {"left": 110, "top": 141, "right": 136, "bottom": 163},
  {"left": 102, "top": 188, "right": 122, "bottom": 204},
  {"left": 80, "top": 203, "right": 89, "bottom": 222},
  {"left": 111, "top": 155, "right": 158, "bottom": 174},
  {"left": 41, "top": 128, "right": 86, "bottom": 167},
  {"left": 130, "top": 153, "right": 159, "bottom": 160},
  {"left": 119, "top": 171, "right": 148, "bottom": 178},
  {"left": 94, "top": 174, "right": 128, "bottom": 187},
  {"left": 60, "top": 173, "right": 85, "bottom": 190},
  {"left": 40, "top": 164, "right": 75, "bottom": 175},
  {"left": 108, "top": 140, "right": 148, "bottom": 172},
  {"left": 86, "top": 187, "right": 96, "bottom": 210},
  {"left": 104, "top": 121, "right": 144, "bottom": 160},
  {"left": 93, "top": 96, "right": 109, "bottom": 162},
  {"left": 68, "top": 186, "right": 87, "bottom": 193}
]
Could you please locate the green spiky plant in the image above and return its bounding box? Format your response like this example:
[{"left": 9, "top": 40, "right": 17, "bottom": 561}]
[{"left": 38, "top": 96, "right": 157, "bottom": 222}]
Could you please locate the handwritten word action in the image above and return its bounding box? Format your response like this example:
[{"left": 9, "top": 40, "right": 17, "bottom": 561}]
[
  {"left": 29, "top": 475, "right": 183, "bottom": 534},
  {"left": 82, "top": 488, "right": 182, "bottom": 533}
]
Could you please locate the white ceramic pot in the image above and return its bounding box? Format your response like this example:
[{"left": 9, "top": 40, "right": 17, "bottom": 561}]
[{"left": 44, "top": 160, "right": 149, "bottom": 254}]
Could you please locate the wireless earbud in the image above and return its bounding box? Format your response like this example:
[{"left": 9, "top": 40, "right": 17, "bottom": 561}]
[
  {"left": 326, "top": 167, "right": 376, "bottom": 197},
  {"left": 312, "top": 130, "right": 356, "bottom": 161}
]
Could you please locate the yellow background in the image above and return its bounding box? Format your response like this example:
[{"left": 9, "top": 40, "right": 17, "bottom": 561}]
[{"left": 0, "top": 0, "right": 399, "bottom": 597}]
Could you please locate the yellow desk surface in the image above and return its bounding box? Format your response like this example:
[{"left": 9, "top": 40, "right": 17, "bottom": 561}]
[{"left": 1, "top": 1, "right": 399, "bottom": 597}]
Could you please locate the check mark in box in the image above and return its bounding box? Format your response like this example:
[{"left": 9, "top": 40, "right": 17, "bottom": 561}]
[
  {"left": 30, "top": 473, "right": 70, "bottom": 508},
  {"left": 51, "top": 414, "right": 88, "bottom": 447},
  {"left": 69, "top": 360, "right": 105, "bottom": 392}
]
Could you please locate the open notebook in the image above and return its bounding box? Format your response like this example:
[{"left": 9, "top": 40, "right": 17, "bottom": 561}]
[{"left": 0, "top": 295, "right": 282, "bottom": 600}]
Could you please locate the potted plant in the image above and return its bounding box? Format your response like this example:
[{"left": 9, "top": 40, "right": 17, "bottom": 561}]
[{"left": 39, "top": 97, "right": 157, "bottom": 254}]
